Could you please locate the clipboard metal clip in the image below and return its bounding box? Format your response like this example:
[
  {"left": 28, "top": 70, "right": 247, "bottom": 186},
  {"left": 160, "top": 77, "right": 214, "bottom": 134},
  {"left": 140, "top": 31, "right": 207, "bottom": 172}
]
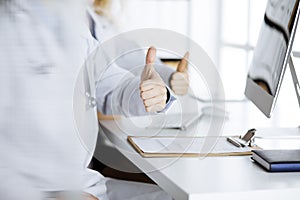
[{"left": 227, "top": 128, "right": 256, "bottom": 148}]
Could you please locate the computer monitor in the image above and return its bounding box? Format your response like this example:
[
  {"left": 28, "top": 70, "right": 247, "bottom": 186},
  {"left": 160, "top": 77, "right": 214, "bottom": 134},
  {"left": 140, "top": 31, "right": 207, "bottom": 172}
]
[{"left": 245, "top": 0, "right": 300, "bottom": 118}]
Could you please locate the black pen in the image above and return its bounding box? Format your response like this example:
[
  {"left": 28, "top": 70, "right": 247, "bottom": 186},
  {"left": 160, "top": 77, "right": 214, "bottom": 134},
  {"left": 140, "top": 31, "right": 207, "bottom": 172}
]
[{"left": 227, "top": 137, "right": 243, "bottom": 147}]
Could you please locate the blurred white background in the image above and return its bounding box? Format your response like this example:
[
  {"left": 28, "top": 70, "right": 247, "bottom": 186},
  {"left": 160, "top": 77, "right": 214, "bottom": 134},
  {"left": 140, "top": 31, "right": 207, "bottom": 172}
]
[{"left": 109, "top": 0, "right": 300, "bottom": 108}]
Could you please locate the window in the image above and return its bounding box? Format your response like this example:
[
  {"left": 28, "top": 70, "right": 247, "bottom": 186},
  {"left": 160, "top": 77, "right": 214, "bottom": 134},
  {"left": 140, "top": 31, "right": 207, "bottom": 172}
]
[
  {"left": 219, "top": 0, "right": 300, "bottom": 100},
  {"left": 113, "top": 0, "right": 299, "bottom": 100}
]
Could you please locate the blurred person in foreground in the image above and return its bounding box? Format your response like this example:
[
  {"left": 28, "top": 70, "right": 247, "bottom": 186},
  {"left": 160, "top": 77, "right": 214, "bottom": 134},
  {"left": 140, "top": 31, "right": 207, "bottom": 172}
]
[{"left": 0, "top": 0, "right": 174, "bottom": 199}]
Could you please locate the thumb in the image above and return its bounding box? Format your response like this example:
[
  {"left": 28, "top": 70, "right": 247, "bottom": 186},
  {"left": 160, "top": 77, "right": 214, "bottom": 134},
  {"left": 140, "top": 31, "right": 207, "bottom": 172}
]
[
  {"left": 141, "top": 46, "right": 157, "bottom": 81},
  {"left": 177, "top": 51, "right": 189, "bottom": 72},
  {"left": 146, "top": 46, "right": 156, "bottom": 65}
]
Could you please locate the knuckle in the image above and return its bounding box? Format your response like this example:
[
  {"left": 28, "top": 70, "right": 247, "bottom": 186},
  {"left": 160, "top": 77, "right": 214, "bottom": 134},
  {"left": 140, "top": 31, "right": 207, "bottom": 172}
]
[
  {"left": 141, "top": 92, "right": 147, "bottom": 99},
  {"left": 144, "top": 99, "right": 150, "bottom": 106}
]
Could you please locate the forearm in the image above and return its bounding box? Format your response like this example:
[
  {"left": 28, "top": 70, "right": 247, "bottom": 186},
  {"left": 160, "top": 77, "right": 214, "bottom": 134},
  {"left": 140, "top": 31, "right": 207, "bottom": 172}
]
[
  {"left": 95, "top": 48, "right": 176, "bottom": 116},
  {"left": 97, "top": 75, "right": 175, "bottom": 117},
  {"left": 97, "top": 76, "right": 148, "bottom": 116}
]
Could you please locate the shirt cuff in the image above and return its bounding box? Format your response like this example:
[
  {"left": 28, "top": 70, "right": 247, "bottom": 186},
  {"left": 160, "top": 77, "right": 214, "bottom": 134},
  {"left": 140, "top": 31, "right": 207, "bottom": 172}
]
[{"left": 158, "top": 86, "right": 176, "bottom": 113}]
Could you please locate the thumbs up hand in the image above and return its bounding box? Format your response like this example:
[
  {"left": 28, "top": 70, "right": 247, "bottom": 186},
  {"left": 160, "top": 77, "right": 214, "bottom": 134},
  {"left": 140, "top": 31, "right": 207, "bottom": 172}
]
[
  {"left": 140, "top": 47, "right": 168, "bottom": 113},
  {"left": 170, "top": 52, "right": 189, "bottom": 95}
]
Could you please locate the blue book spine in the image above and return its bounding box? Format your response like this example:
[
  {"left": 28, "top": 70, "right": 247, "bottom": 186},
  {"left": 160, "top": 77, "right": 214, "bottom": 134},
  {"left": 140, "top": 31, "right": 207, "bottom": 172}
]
[{"left": 270, "top": 163, "right": 300, "bottom": 172}]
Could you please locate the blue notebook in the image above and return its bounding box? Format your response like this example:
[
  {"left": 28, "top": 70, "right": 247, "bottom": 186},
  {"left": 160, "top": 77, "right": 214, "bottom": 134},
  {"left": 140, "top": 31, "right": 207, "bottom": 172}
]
[{"left": 252, "top": 149, "right": 300, "bottom": 172}]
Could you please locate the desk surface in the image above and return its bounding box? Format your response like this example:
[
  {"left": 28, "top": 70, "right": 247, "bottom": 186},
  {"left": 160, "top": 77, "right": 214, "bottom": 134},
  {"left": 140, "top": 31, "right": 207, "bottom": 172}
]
[{"left": 99, "top": 96, "right": 300, "bottom": 200}]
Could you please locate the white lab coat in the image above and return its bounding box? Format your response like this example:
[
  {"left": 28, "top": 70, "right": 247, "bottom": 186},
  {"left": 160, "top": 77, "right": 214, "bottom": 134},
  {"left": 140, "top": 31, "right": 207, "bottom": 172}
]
[
  {"left": 87, "top": 8, "right": 173, "bottom": 200},
  {"left": 88, "top": 8, "right": 175, "bottom": 115},
  {"left": 0, "top": 0, "right": 107, "bottom": 199},
  {"left": 0, "top": 1, "right": 174, "bottom": 200}
]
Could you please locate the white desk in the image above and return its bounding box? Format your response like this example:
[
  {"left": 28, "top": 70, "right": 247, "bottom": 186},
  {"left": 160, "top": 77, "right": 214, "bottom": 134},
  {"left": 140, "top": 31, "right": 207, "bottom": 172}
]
[{"left": 98, "top": 96, "right": 300, "bottom": 200}]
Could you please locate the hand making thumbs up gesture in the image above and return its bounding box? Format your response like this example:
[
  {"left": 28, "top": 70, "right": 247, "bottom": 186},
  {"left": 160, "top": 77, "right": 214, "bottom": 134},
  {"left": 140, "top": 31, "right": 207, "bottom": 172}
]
[
  {"left": 140, "top": 47, "right": 168, "bottom": 113},
  {"left": 170, "top": 52, "right": 189, "bottom": 95}
]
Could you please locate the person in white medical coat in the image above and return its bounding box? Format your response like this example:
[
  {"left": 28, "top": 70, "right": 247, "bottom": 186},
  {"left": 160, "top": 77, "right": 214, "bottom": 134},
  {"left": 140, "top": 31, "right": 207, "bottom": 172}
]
[
  {"left": 90, "top": 0, "right": 190, "bottom": 97},
  {"left": 86, "top": 3, "right": 188, "bottom": 199},
  {"left": 0, "top": 1, "right": 173, "bottom": 200}
]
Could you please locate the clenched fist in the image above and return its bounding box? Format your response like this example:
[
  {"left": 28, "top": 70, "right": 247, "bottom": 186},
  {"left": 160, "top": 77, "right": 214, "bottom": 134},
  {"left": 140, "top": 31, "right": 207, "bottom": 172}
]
[
  {"left": 140, "top": 47, "right": 168, "bottom": 113},
  {"left": 170, "top": 52, "right": 189, "bottom": 95}
]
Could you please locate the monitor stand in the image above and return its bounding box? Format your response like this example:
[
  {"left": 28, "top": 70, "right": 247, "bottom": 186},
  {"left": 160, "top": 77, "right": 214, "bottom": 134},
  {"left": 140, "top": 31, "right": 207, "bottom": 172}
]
[
  {"left": 289, "top": 55, "right": 300, "bottom": 108},
  {"left": 289, "top": 55, "right": 300, "bottom": 128}
]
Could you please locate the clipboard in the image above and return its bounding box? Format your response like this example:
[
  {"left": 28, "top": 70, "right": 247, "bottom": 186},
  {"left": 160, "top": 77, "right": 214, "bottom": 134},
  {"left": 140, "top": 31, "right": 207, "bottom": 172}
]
[{"left": 128, "top": 135, "right": 261, "bottom": 158}]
